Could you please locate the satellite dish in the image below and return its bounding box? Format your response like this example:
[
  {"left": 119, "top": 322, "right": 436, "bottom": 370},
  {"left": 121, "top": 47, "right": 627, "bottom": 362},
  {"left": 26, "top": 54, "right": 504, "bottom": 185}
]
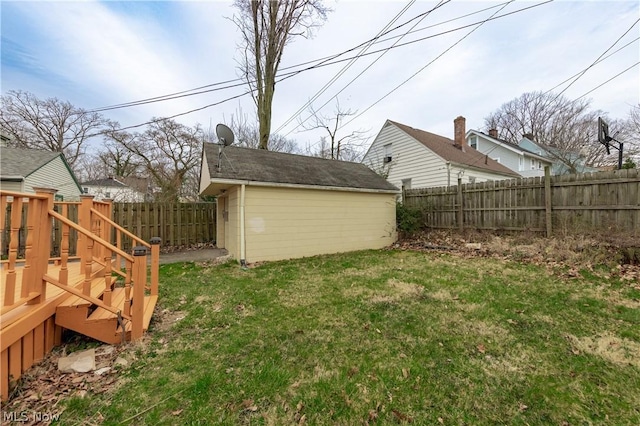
[{"left": 216, "top": 124, "right": 234, "bottom": 147}]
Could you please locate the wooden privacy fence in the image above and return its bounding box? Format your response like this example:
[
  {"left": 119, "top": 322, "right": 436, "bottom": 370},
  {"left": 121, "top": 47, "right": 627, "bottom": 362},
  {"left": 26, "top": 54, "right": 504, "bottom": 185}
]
[
  {"left": 112, "top": 202, "right": 216, "bottom": 250},
  {"left": 404, "top": 168, "right": 640, "bottom": 236},
  {"left": 2, "top": 202, "right": 216, "bottom": 257}
]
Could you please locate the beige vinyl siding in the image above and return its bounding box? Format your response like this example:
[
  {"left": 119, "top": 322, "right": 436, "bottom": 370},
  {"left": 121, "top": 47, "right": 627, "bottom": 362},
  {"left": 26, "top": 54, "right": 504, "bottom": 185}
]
[
  {"left": 364, "top": 123, "right": 449, "bottom": 189},
  {"left": 243, "top": 186, "right": 396, "bottom": 262},
  {"left": 216, "top": 196, "right": 226, "bottom": 249},
  {"left": 0, "top": 181, "right": 24, "bottom": 192},
  {"left": 25, "top": 157, "right": 81, "bottom": 200},
  {"left": 225, "top": 187, "right": 241, "bottom": 259}
]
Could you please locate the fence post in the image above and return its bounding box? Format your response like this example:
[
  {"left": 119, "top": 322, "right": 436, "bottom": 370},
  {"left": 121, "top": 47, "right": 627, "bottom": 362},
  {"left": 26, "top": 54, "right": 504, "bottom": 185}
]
[
  {"left": 149, "top": 237, "right": 161, "bottom": 297},
  {"left": 457, "top": 178, "right": 463, "bottom": 232},
  {"left": 544, "top": 166, "right": 552, "bottom": 237},
  {"left": 131, "top": 246, "right": 147, "bottom": 341}
]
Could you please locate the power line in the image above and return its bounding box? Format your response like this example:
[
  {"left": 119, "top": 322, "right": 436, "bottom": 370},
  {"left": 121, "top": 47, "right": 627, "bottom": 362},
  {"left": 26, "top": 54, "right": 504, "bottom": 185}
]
[
  {"left": 275, "top": 0, "right": 451, "bottom": 136},
  {"left": 573, "top": 61, "right": 640, "bottom": 102},
  {"left": 271, "top": 0, "right": 423, "bottom": 135},
  {"left": 283, "top": 0, "right": 452, "bottom": 137},
  {"left": 88, "top": 1, "right": 518, "bottom": 113},
  {"left": 338, "top": 0, "right": 527, "bottom": 131},
  {"left": 550, "top": 17, "right": 639, "bottom": 99},
  {"left": 87, "top": 0, "right": 554, "bottom": 135}
]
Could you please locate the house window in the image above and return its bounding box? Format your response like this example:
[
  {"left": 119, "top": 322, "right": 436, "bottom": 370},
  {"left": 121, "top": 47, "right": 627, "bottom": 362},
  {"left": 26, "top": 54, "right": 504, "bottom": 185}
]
[
  {"left": 469, "top": 136, "right": 477, "bottom": 149},
  {"left": 83, "top": 187, "right": 89, "bottom": 194},
  {"left": 519, "top": 156, "right": 524, "bottom": 171},
  {"left": 537, "top": 160, "right": 542, "bottom": 169},
  {"left": 530, "top": 159, "right": 535, "bottom": 170},
  {"left": 383, "top": 144, "right": 392, "bottom": 163},
  {"left": 105, "top": 192, "right": 111, "bottom": 198},
  {"left": 401, "top": 178, "right": 412, "bottom": 191}
]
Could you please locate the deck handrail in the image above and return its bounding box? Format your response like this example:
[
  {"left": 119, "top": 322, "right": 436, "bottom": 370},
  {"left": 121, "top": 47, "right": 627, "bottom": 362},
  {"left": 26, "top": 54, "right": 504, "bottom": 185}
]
[
  {"left": 90, "top": 208, "right": 151, "bottom": 249},
  {"left": 48, "top": 210, "right": 134, "bottom": 262}
]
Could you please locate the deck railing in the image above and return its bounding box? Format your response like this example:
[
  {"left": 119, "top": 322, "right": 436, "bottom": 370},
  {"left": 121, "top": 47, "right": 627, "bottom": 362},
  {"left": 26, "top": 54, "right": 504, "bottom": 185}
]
[{"left": 0, "top": 189, "right": 159, "bottom": 340}]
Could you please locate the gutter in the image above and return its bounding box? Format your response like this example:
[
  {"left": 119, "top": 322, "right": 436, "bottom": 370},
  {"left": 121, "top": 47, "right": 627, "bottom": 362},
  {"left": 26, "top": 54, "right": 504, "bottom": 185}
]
[{"left": 209, "top": 178, "right": 399, "bottom": 195}]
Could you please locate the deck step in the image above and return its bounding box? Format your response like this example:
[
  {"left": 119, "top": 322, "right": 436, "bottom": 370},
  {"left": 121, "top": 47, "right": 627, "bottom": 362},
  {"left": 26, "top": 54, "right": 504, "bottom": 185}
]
[
  {"left": 57, "top": 276, "right": 113, "bottom": 308},
  {"left": 56, "top": 285, "right": 156, "bottom": 345}
]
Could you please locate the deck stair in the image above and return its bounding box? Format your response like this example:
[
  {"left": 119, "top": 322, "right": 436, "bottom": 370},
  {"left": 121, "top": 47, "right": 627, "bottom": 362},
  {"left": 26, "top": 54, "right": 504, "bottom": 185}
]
[{"left": 1, "top": 189, "right": 161, "bottom": 400}]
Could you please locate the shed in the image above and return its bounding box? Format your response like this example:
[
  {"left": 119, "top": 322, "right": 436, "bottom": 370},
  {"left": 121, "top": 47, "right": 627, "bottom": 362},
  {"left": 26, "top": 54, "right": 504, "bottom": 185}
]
[
  {"left": 199, "top": 144, "right": 399, "bottom": 264},
  {"left": 0, "top": 147, "right": 82, "bottom": 200}
]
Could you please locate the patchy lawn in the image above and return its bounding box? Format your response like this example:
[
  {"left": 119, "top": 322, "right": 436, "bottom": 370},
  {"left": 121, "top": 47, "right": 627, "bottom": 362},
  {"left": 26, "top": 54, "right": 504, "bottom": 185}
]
[{"left": 7, "top": 248, "right": 640, "bottom": 425}]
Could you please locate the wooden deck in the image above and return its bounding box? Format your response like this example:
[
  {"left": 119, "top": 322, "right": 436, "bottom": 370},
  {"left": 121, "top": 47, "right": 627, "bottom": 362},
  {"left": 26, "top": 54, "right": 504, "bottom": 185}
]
[{"left": 1, "top": 190, "right": 160, "bottom": 400}]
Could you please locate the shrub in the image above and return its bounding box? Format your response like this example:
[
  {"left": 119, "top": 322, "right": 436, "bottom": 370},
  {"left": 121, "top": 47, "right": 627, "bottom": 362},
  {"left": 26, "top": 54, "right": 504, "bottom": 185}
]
[{"left": 396, "top": 202, "right": 422, "bottom": 237}]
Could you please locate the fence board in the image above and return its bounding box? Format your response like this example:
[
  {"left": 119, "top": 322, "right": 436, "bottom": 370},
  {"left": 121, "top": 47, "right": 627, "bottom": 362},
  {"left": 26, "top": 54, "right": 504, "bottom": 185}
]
[
  {"left": 111, "top": 202, "right": 216, "bottom": 250},
  {"left": 404, "top": 169, "right": 639, "bottom": 236}
]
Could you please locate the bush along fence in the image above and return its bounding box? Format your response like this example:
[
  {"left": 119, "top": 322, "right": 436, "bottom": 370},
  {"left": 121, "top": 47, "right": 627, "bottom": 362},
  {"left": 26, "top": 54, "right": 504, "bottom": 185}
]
[
  {"left": 111, "top": 202, "right": 216, "bottom": 250},
  {"left": 1, "top": 201, "right": 217, "bottom": 257},
  {"left": 403, "top": 167, "right": 639, "bottom": 236}
]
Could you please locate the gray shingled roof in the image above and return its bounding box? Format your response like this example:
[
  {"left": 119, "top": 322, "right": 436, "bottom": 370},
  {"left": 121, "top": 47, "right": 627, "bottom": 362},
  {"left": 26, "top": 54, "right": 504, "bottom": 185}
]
[
  {"left": 203, "top": 143, "right": 398, "bottom": 192},
  {"left": 389, "top": 121, "right": 520, "bottom": 177},
  {"left": 80, "top": 177, "right": 127, "bottom": 187},
  {"left": 0, "top": 147, "right": 61, "bottom": 177}
]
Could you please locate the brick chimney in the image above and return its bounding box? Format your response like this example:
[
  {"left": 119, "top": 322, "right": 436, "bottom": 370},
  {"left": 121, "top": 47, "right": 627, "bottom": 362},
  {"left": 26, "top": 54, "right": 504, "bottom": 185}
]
[
  {"left": 454, "top": 116, "right": 467, "bottom": 151},
  {"left": 488, "top": 128, "right": 498, "bottom": 138}
]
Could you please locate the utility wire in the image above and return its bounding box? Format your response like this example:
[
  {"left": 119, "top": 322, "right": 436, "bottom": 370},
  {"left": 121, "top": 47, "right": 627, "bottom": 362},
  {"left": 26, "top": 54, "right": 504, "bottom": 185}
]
[
  {"left": 338, "top": 0, "right": 525, "bottom": 131},
  {"left": 88, "top": 1, "right": 522, "bottom": 113},
  {"left": 573, "top": 61, "right": 640, "bottom": 102},
  {"left": 549, "top": 17, "right": 639, "bottom": 99},
  {"left": 271, "top": 0, "right": 423, "bottom": 135},
  {"left": 279, "top": 0, "right": 451, "bottom": 137},
  {"left": 86, "top": 0, "right": 554, "bottom": 135}
]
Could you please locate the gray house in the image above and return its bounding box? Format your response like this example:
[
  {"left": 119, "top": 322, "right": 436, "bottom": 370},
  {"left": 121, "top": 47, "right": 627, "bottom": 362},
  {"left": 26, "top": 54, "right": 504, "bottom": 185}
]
[{"left": 0, "top": 147, "right": 82, "bottom": 200}]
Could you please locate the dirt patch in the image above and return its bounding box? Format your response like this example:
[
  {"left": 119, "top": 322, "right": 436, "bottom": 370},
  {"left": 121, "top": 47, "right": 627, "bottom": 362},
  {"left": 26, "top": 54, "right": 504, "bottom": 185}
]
[{"left": 567, "top": 333, "right": 640, "bottom": 368}]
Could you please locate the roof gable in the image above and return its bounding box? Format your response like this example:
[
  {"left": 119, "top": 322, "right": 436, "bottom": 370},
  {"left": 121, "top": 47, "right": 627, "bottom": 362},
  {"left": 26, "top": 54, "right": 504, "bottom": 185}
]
[
  {"left": 0, "top": 147, "right": 61, "bottom": 177},
  {"left": 202, "top": 144, "right": 398, "bottom": 192},
  {"left": 388, "top": 121, "right": 520, "bottom": 177},
  {"left": 468, "top": 130, "right": 551, "bottom": 162}
]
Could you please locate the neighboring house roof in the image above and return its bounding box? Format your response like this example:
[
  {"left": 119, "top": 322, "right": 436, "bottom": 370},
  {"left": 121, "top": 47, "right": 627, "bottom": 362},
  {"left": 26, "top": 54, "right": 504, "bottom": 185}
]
[
  {"left": 202, "top": 143, "right": 399, "bottom": 193},
  {"left": 80, "top": 177, "right": 128, "bottom": 188},
  {"left": 0, "top": 147, "right": 82, "bottom": 190},
  {"left": 388, "top": 121, "right": 520, "bottom": 177},
  {"left": 467, "top": 130, "right": 551, "bottom": 162}
]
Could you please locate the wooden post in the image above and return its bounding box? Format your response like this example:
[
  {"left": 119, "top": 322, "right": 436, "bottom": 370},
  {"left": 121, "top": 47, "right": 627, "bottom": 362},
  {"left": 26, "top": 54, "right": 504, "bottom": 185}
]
[
  {"left": 457, "top": 177, "right": 464, "bottom": 232},
  {"left": 131, "top": 246, "right": 147, "bottom": 341},
  {"left": 4, "top": 197, "right": 22, "bottom": 306},
  {"left": 149, "top": 237, "right": 161, "bottom": 297},
  {"left": 59, "top": 204, "right": 69, "bottom": 286},
  {"left": 78, "top": 195, "right": 94, "bottom": 267},
  {"left": 544, "top": 166, "right": 552, "bottom": 237},
  {"left": 33, "top": 188, "right": 56, "bottom": 301}
]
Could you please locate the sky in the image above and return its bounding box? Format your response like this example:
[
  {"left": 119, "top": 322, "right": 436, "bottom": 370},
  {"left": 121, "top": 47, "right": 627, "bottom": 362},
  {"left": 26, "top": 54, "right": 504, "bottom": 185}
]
[{"left": 1, "top": 0, "right": 639, "bottom": 154}]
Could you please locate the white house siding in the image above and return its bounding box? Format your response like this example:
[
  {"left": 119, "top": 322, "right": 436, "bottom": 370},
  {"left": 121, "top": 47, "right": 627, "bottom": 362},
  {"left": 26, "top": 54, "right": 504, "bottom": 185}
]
[
  {"left": 83, "top": 185, "right": 145, "bottom": 202},
  {"left": 449, "top": 164, "right": 515, "bottom": 185},
  {"left": 25, "top": 157, "right": 81, "bottom": 200},
  {"left": 243, "top": 186, "right": 396, "bottom": 263},
  {"left": 364, "top": 123, "right": 450, "bottom": 189}
]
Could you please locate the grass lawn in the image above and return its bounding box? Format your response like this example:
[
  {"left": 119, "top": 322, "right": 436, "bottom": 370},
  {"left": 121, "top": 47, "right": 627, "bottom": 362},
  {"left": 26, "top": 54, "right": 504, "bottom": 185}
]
[{"left": 59, "top": 249, "right": 639, "bottom": 425}]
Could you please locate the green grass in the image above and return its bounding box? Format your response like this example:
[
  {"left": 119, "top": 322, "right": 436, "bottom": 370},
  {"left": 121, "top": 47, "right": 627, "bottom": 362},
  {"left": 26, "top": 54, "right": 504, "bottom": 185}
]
[{"left": 60, "top": 250, "right": 639, "bottom": 425}]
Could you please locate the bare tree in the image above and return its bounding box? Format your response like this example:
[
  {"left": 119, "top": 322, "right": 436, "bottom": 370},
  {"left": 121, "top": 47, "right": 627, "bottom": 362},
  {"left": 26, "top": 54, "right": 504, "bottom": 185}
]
[
  {"left": 299, "top": 100, "right": 368, "bottom": 161},
  {"left": 116, "top": 118, "right": 204, "bottom": 202},
  {"left": 0, "top": 90, "right": 108, "bottom": 168},
  {"left": 223, "top": 106, "right": 298, "bottom": 153},
  {"left": 484, "top": 91, "right": 615, "bottom": 174},
  {"left": 97, "top": 122, "right": 142, "bottom": 178},
  {"left": 233, "top": 0, "right": 328, "bottom": 150}
]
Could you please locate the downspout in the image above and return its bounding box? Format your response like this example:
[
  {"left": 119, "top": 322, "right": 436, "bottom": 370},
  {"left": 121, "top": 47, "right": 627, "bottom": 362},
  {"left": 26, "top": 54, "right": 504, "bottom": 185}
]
[{"left": 240, "top": 184, "right": 247, "bottom": 267}]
